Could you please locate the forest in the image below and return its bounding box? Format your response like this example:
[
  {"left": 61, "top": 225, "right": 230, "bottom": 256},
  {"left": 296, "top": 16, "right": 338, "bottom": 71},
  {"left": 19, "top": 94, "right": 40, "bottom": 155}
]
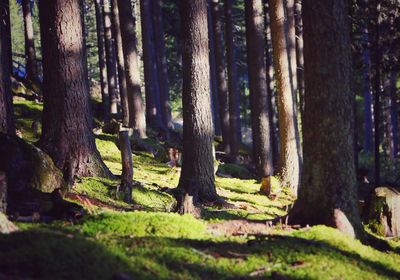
[{"left": 0, "top": 0, "right": 400, "bottom": 279}]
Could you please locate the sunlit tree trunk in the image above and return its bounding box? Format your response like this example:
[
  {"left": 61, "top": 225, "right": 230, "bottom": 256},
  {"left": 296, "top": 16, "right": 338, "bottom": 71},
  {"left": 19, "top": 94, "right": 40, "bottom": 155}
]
[
  {"left": 178, "top": 0, "right": 218, "bottom": 215},
  {"left": 38, "top": 0, "right": 111, "bottom": 179}
]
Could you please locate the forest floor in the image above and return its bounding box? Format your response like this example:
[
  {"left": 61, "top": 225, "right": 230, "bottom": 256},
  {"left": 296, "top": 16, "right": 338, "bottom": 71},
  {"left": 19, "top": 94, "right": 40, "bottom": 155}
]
[{"left": 1, "top": 98, "right": 400, "bottom": 279}]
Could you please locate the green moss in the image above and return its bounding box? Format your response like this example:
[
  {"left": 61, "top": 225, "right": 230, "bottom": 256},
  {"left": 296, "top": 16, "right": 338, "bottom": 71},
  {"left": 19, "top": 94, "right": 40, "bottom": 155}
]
[{"left": 217, "top": 163, "right": 254, "bottom": 179}]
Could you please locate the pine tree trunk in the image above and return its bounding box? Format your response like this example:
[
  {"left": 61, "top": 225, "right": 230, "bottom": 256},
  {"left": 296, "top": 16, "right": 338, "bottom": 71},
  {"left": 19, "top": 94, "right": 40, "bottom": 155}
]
[
  {"left": 224, "top": 0, "right": 240, "bottom": 162},
  {"left": 389, "top": 71, "right": 399, "bottom": 158},
  {"left": 207, "top": 0, "right": 221, "bottom": 137},
  {"left": 152, "top": 0, "right": 173, "bottom": 130},
  {"left": 118, "top": 0, "right": 146, "bottom": 138},
  {"left": 211, "top": 0, "right": 230, "bottom": 153},
  {"left": 245, "top": 0, "right": 274, "bottom": 178},
  {"left": 178, "top": 0, "right": 218, "bottom": 214},
  {"left": 290, "top": 0, "right": 362, "bottom": 238},
  {"left": 118, "top": 127, "right": 133, "bottom": 203},
  {"left": 294, "top": 0, "right": 304, "bottom": 117},
  {"left": 111, "top": 0, "right": 129, "bottom": 127},
  {"left": 270, "top": 0, "right": 301, "bottom": 192},
  {"left": 94, "top": 0, "right": 110, "bottom": 119},
  {"left": 0, "top": 0, "right": 14, "bottom": 135},
  {"left": 103, "top": 0, "right": 119, "bottom": 116},
  {"left": 140, "top": 0, "right": 163, "bottom": 129},
  {"left": 22, "top": 0, "right": 39, "bottom": 83},
  {"left": 285, "top": 0, "right": 298, "bottom": 99},
  {"left": 38, "top": 0, "right": 111, "bottom": 179}
]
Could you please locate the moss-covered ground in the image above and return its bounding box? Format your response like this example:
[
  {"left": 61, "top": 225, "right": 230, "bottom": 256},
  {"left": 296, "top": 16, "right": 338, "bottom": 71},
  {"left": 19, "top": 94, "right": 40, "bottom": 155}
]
[{"left": 1, "top": 99, "right": 400, "bottom": 279}]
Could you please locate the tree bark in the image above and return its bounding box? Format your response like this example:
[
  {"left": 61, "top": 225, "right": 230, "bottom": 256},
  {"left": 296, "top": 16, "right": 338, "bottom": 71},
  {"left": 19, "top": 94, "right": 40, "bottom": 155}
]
[
  {"left": 224, "top": 0, "right": 240, "bottom": 162},
  {"left": 38, "top": 0, "right": 111, "bottom": 179},
  {"left": 140, "top": 0, "right": 163, "bottom": 129},
  {"left": 152, "top": 0, "right": 173, "bottom": 130},
  {"left": 118, "top": 0, "right": 146, "bottom": 138},
  {"left": 270, "top": 0, "right": 301, "bottom": 193},
  {"left": 285, "top": 0, "right": 298, "bottom": 103},
  {"left": 294, "top": 0, "right": 304, "bottom": 117},
  {"left": 118, "top": 127, "right": 133, "bottom": 203},
  {"left": 111, "top": 0, "right": 129, "bottom": 127},
  {"left": 103, "top": 0, "right": 119, "bottom": 116},
  {"left": 211, "top": 0, "right": 230, "bottom": 153},
  {"left": 245, "top": 0, "right": 274, "bottom": 178},
  {"left": 0, "top": 171, "right": 6, "bottom": 213},
  {"left": 290, "top": 0, "right": 363, "bottom": 238},
  {"left": 22, "top": 0, "right": 39, "bottom": 83},
  {"left": 0, "top": 0, "right": 14, "bottom": 135},
  {"left": 94, "top": 0, "right": 110, "bottom": 119},
  {"left": 178, "top": 0, "right": 218, "bottom": 214}
]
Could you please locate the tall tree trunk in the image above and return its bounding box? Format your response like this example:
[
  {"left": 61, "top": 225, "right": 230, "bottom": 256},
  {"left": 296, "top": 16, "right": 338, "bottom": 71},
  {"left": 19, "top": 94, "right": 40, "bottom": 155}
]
[
  {"left": 38, "top": 0, "right": 111, "bottom": 179},
  {"left": 270, "top": 0, "right": 301, "bottom": 192},
  {"left": 211, "top": 0, "right": 230, "bottom": 153},
  {"left": 178, "top": 0, "right": 218, "bottom": 214},
  {"left": 118, "top": 0, "right": 146, "bottom": 138},
  {"left": 22, "top": 0, "right": 39, "bottom": 83},
  {"left": 384, "top": 71, "right": 398, "bottom": 160},
  {"left": 224, "top": 0, "right": 240, "bottom": 162},
  {"left": 111, "top": 0, "right": 129, "bottom": 127},
  {"left": 263, "top": 0, "right": 279, "bottom": 168},
  {"left": 94, "top": 0, "right": 110, "bottom": 119},
  {"left": 207, "top": 0, "right": 221, "bottom": 137},
  {"left": 285, "top": 0, "right": 298, "bottom": 101},
  {"left": 290, "top": 0, "right": 363, "bottom": 238},
  {"left": 0, "top": 0, "right": 14, "bottom": 134},
  {"left": 103, "top": 0, "right": 118, "bottom": 116},
  {"left": 294, "top": 0, "right": 304, "bottom": 117},
  {"left": 389, "top": 71, "right": 399, "bottom": 158},
  {"left": 245, "top": 0, "right": 274, "bottom": 178},
  {"left": 140, "top": 0, "right": 163, "bottom": 129},
  {"left": 152, "top": 0, "right": 173, "bottom": 130}
]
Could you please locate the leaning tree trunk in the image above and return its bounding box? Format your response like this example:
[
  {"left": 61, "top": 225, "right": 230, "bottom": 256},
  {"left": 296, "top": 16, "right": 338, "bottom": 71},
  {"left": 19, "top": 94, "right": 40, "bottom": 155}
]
[
  {"left": 270, "top": 0, "right": 301, "bottom": 193},
  {"left": 111, "top": 0, "right": 129, "bottom": 127},
  {"left": 289, "top": 0, "right": 363, "bottom": 238},
  {"left": 211, "top": 0, "right": 230, "bottom": 154},
  {"left": 0, "top": 0, "right": 14, "bottom": 135},
  {"left": 245, "top": 0, "right": 274, "bottom": 178},
  {"left": 22, "top": 0, "right": 39, "bottom": 83},
  {"left": 152, "top": 0, "right": 173, "bottom": 130},
  {"left": 140, "top": 0, "right": 163, "bottom": 129},
  {"left": 118, "top": 0, "right": 146, "bottom": 138},
  {"left": 94, "top": 0, "right": 110, "bottom": 119},
  {"left": 224, "top": 0, "right": 240, "bottom": 162},
  {"left": 103, "top": 0, "right": 119, "bottom": 116},
  {"left": 178, "top": 0, "right": 218, "bottom": 215},
  {"left": 38, "top": 0, "right": 111, "bottom": 179}
]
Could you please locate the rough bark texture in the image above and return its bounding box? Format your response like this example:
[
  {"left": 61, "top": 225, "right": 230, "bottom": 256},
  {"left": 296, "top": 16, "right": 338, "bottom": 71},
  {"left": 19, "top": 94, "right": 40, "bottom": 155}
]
[
  {"left": 38, "top": 0, "right": 111, "bottom": 178},
  {"left": 22, "top": 0, "right": 39, "bottom": 83},
  {"left": 270, "top": 0, "right": 301, "bottom": 192},
  {"left": 0, "top": 0, "right": 15, "bottom": 135},
  {"left": 285, "top": 0, "right": 297, "bottom": 103},
  {"left": 94, "top": 0, "right": 110, "bottom": 118},
  {"left": 289, "top": 0, "right": 363, "bottom": 238},
  {"left": 118, "top": 0, "right": 146, "bottom": 138},
  {"left": 103, "top": 0, "right": 118, "bottom": 115},
  {"left": 118, "top": 128, "right": 133, "bottom": 203},
  {"left": 211, "top": 0, "right": 230, "bottom": 153},
  {"left": 294, "top": 0, "right": 304, "bottom": 117},
  {"left": 178, "top": 0, "right": 218, "bottom": 213},
  {"left": 0, "top": 171, "right": 6, "bottom": 213},
  {"left": 224, "top": 0, "right": 240, "bottom": 162},
  {"left": 152, "top": 0, "right": 173, "bottom": 130},
  {"left": 140, "top": 0, "right": 163, "bottom": 129},
  {"left": 111, "top": 0, "right": 129, "bottom": 127},
  {"left": 245, "top": 0, "right": 274, "bottom": 178}
]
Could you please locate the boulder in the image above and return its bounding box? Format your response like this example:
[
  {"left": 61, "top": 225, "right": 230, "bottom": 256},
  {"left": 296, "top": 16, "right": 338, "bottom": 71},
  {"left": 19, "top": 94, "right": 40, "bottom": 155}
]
[
  {"left": 0, "top": 212, "right": 18, "bottom": 234},
  {"left": 368, "top": 186, "right": 400, "bottom": 237}
]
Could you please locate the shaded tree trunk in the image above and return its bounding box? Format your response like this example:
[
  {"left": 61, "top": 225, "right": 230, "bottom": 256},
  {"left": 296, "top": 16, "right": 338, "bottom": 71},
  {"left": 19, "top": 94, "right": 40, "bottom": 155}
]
[
  {"left": 270, "top": 0, "right": 301, "bottom": 193},
  {"left": 94, "top": 0, "right": 110, "bottom": 119},
  {"left": 38, "top": 0, "right": 111, "bottom": 178},
  {"left": 384, "top": 71, "right": 398, "bottom": 160},
  {"left": 294, "top": 0, "right": 304, "bottom": 117},
  {"left": 22, "top": 0, "right": 39, "bottom": 83},
  {"left": 0, "top": 0, "right": 14, "bottom": 135},
  {"left": 290, "top": 0, "right": 363, "bottom": 238},
  {"left": 178, "top": 0, "right": 218, "bottom": 214},
  {"left": 118, "top": 127, "right": 133, "bottom": 203},
  {"left": 152, "top": 0, "right": 173, "bottom": 130},
  {"left": 111, "top": 0, "right": 129, "bottom": 127},
  {"left": 140, "top": 0, "right": 163, "bottom": 129},
  {"left": 211, "top": 0, "right": 230, "bottom": 153},
  {"left": 285, "top": 0, "right": 298, "bottom": 102},
  {"left": 224, "top": 0, "right": 240, "bottom": 162},
  {"left": 245, "top": 0, "right": 274, "bottom": 178},
  {"left": 103, "top": 0, "right": 118, "bottom": 116},
  {"left": 118, "top": 0, "right": 146, "bottom": 138}
]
